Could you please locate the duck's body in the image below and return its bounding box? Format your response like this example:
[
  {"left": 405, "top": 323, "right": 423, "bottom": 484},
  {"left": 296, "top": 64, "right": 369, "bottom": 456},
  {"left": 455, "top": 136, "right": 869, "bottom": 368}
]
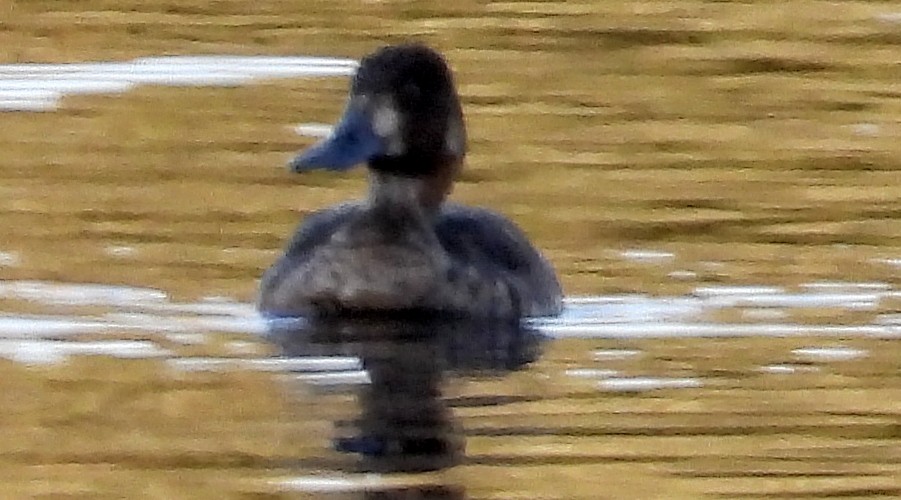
[
  {"left": 258, "top": 44, "right": 562, "bottom": 319},
  {"left": 259, "top": 199, "right": 561, "bottom": 318}
]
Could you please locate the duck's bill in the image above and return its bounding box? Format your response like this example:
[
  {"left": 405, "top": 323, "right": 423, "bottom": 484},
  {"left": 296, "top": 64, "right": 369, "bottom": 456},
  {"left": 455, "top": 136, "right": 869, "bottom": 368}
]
[{"left": 288, "top": 103, "right": 383, "bottom": 172}]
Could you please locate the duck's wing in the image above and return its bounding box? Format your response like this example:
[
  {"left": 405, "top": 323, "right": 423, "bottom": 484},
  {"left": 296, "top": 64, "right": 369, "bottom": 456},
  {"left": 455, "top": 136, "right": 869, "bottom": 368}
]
[
  {"left": 435, "top": 203, "right": 563, "bottom": 317},
  {"left": 258, "top": 202, "right": 362, "bottom": 315}
]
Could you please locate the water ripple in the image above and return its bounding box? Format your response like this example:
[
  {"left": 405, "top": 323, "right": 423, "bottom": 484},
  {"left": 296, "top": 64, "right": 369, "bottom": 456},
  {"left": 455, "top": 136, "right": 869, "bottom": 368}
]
[{"left": 0, "top": 55, "right": 356, "bottom": 112}]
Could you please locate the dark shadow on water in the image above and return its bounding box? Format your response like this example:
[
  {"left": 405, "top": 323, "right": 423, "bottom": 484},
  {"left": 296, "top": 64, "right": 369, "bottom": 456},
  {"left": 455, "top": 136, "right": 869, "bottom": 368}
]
[{"left": 264, "top": 315, "right": 545, "bottom": 498}]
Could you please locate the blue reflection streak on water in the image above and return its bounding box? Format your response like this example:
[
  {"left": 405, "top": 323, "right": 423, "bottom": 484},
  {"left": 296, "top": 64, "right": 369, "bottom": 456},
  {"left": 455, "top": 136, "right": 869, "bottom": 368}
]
[
  {"left": 0, "top": 279, "right": 898, "bottom": 365},
  {"left": 0, "top": 55, "right": 357, "bottom": 112}
]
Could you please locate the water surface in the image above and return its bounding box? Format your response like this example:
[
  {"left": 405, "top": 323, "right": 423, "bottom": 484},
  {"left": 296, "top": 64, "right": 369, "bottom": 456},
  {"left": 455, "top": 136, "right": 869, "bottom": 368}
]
[{"left": 1, "top": 1, "right": 900, "bottom": 498}]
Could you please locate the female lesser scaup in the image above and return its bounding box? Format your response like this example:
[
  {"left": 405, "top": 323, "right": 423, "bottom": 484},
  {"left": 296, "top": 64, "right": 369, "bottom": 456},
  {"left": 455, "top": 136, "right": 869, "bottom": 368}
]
[{"left": 258, "top": 44, "right": 562, "bottom": 319}]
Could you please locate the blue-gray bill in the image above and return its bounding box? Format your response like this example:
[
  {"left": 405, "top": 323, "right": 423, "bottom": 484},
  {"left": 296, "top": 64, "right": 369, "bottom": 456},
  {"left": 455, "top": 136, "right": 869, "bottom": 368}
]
[{"left": 288, "top": 103, "right": 383, "bottom": 172}]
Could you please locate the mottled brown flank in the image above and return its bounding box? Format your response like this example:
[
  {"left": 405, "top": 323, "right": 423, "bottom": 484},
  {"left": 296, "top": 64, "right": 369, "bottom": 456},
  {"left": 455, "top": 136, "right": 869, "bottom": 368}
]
[
  {"left": 1, "top": 0, "right": 900, "bottom": 498},
  {"left": 258, "top": 199, "right": 524, "bottom": 318}
]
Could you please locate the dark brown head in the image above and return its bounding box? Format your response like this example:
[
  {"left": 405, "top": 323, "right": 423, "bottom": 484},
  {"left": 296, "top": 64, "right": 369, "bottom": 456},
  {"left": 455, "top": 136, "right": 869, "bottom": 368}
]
[{"left": 289, "top": 44, "right": 466, "bottom": 180}]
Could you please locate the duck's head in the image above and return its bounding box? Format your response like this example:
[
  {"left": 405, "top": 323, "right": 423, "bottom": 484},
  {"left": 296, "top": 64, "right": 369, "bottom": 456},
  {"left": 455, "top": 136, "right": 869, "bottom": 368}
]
[{"left": 289, "top": 44, "right": 466, "bottom": 208}]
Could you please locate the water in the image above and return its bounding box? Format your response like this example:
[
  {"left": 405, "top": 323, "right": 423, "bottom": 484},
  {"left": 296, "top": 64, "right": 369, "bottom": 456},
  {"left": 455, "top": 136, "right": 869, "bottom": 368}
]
[
  {"left": 3, "top": 278, "right": 897, "bottom": 363},
  {"left": 0, "top": 278, "right": 898, "bottom": 497},
  {"left": 0, "top": 56, "right": 356, "bottom": 111},
  {"left": 2, "top": 0, "right": 901, "bottom": 498}
]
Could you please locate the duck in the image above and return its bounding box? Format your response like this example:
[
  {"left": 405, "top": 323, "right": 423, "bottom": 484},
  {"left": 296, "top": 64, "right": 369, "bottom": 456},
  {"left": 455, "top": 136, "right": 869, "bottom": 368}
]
[{"left": 258, "top": 43, "right": 562, "bottom": 319}]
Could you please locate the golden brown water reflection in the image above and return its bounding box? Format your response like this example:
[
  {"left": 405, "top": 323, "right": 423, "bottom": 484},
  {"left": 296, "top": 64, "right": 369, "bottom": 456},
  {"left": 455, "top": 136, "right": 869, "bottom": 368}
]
[{"left": 1, "top": 1, "right": 900, "bottom": 498}]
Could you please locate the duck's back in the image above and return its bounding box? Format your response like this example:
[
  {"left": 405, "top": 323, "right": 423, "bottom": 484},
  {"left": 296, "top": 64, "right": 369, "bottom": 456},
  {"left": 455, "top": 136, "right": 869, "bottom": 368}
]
[
  {"left": 434, "top": 203, "right": 561, "bottom": 316},
  {"left": 258, "top": 202, "right": 562, "bottom": 318}
]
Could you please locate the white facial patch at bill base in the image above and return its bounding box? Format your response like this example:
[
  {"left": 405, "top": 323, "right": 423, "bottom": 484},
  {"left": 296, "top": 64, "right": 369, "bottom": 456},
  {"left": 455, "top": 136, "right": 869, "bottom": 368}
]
[
  {"left": 445, "top": 115, "right": 465, "bottom": 157},
  {"left": 370, "top": 98, "right": 405, "bottom": 156}
]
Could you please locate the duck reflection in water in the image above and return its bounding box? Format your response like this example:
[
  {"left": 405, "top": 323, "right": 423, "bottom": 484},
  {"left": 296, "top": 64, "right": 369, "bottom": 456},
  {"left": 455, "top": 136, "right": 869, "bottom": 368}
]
[
  {"left": 258, "top": 43, "right": 562, "bottom": 319},
  {"left": 267, "top": 316, "right": 543, "bottom": 477}
]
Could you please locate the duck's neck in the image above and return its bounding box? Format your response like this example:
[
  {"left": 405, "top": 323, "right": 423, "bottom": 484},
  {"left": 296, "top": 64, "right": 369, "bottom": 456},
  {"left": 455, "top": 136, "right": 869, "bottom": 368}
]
[{"left": 366, "top": 170, "right": 443, "bottom": 220}]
